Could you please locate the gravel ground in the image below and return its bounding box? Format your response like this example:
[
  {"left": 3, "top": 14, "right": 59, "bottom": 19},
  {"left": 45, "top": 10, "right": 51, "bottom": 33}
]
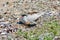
[{"left": 0, "top": 0, "right": 60, "bottom": 40}]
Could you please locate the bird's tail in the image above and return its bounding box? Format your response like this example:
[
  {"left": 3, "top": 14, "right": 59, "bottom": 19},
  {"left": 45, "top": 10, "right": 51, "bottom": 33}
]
[
  {"left": 34, "top": 12, "right": 45, "bottom": 19},
  {"left": 36, "top": 10, "right": 52, "bottom": 18}
]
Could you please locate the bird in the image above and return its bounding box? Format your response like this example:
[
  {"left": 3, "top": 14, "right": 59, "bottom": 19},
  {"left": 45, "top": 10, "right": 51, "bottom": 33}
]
[{"left": 17, "top": 11, "right": 45, "bottom": 27}]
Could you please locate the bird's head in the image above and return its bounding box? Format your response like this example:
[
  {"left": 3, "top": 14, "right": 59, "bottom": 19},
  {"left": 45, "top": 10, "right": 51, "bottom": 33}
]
[{"left": 21, "top": 14, "right": 27, "bottom": 17}]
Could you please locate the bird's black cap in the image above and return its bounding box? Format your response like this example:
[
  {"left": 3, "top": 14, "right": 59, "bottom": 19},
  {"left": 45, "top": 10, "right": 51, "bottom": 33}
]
[{"left": 21, "top": 14, "right": 27, "bottom": 16}]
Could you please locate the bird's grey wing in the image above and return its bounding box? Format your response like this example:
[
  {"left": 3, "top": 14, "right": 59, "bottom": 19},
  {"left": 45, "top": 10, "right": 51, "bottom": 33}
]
[{"left": 27, "top": 14, "right": 41, "bottom": 21}]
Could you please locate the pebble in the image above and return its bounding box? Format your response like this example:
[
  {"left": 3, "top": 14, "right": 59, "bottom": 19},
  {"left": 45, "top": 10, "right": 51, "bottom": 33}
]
[
  {"left": 0, "top": 19, "right": 5, "bottom": 22},
  {"left": 1, "top": 32, "right": 7, "bottom": 35},
  {"left": 53, "top": 36, "right": 60, "bottom": 40}
]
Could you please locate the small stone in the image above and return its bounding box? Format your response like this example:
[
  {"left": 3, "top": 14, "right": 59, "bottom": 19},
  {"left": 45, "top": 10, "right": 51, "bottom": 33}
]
[
  {"left": 4, "top": 12, "right": 7, "bottom": 14},
  {"left": 1, "top": 32, "right": 7, "bottom": 35},
  {"left": 0, "top": 15, "right": 3, "bottom": 19},
  {"left": 53, "top": 36, "right": 60, "bottom": 40},
  {"left": 6, "top": 2, "right": 9, "bottom": 5}
]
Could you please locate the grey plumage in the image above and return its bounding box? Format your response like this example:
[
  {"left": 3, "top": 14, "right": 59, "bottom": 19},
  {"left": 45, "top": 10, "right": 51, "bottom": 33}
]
[
  {"left": 17, "top": 11, "right": 53, "bottom": 27},
  {"left": 18, "top": 12, "right": 45, "bottom": 26}
]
